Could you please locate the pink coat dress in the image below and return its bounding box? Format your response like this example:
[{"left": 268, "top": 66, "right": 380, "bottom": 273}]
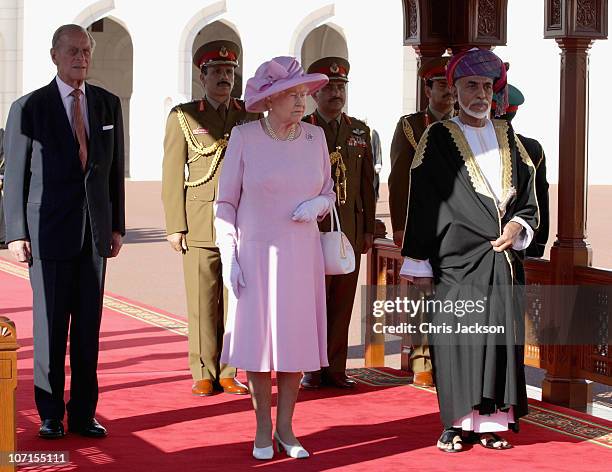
[{"left": 215, "top": 120, "right": 335, "bottom": 372}]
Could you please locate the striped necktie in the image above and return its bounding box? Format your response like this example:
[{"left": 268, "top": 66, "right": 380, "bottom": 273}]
[{"left": 70, "top": 89, "right": 88, "bottom": 170}]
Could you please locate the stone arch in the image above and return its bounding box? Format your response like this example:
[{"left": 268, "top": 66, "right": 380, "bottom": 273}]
[
  {"left": 177, "top": 1, "right": 229, "bottom": 100},
  {"left": 73, "top": 0, "right": 116, "bottom": 29},
  {"left": 86, "top": 16, "right": 133, "bottom": 177},
  {"left": 300, "top": 23, "right": 349, "bottom": 114},
  {"left": 300, "top": 23, "right": 348, "bottom": 70},
  {"left": 289, "top": 4, "right": 336, "bottom": 59}
]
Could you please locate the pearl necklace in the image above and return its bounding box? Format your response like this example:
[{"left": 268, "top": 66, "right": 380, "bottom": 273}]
[{"left": 264, "top": 116, "right": 297, "bottom": 141}]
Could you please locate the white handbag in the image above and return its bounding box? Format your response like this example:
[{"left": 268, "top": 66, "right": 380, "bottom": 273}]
[{"left": 320, "top": 205, "right": 356, "bottom": 275}]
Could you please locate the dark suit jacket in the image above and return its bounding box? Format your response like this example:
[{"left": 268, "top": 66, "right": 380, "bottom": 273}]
[
  {"left": 517, "top": 134, "right": 549, "bottom": 258},
  {"left": 3, "top": 79, "right": 125, "bottom": 259}
]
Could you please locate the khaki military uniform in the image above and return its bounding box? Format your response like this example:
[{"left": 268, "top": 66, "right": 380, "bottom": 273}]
[
  {"left": 304, "top": 110, "right": 376, "bottom": 373},
  {"left": 162, "top": 97, "right": 260, "bottom": 381},
  {"left": 389, "top": 107, "right": 451, "bottom": 374}
]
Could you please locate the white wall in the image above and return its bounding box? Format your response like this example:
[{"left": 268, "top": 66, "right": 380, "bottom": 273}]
[
  {"left": 0, "top": 0, "right": 23, "bottom": 128},
  {"left": 1, "top": 0, "right": 406, "bottom": 180},
  {"left": 586, "top": 31, "right": 612, "bottom": 185},
  {"left": 2, "top": 0, "right": 610, "bottom": 184},
  {"left": 496, "top": 1, "right": 611, "bottom": 185}
]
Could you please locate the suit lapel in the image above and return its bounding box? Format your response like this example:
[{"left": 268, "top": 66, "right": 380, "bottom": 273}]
[
  {"left": 314, "top": 111, "right": 335, "bottom": 151},
  {"left": 337, "top": 114, "right": 351, "bottom": 151},
  {"left": 47, "top": 80, "right": 79, "bottom": 159},
  {"left": 85, "top": 83, "right": 101, "bottom": 169},
  {"left": 225, "top": 99, "right": 240, "bottom": 134},
  {"left": 48, "top": 80, "right": 76, "bottom": 144}
]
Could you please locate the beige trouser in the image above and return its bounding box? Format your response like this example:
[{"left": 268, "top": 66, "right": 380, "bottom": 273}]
[
  {"left": 409, "top": 294, "right": 432, "bottom": 373},
  {"left": 325, "top": 255, "right": 361, "bottom": 373},
  {"left": 183, "top": 246, "right": 236, "bottom": 381}
]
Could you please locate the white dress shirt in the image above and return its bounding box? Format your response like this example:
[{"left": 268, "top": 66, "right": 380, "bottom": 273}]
[
  {"left": 55, "top": 75, "right": 89, "bottom": 137},
  {"left": 400, "top": 117, "right": 533, "bottom": 280}
]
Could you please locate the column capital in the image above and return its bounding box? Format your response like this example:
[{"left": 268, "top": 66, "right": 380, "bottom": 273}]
[
  {"left": 555, "top": 36, "right": 594, "bottom": 51},
  {"left": 544, "top": 0, "right": 608, "bottom": 41},
  {"left": 411, "top": 45, "right": 447, "bottom": 57}
]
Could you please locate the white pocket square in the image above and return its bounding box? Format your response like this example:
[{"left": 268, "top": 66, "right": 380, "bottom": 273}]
[{"left": 102, "top": 124, "right": 114, "bottom": 131}]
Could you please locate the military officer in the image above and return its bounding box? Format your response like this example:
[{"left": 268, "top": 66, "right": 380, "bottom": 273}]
[
  {"left": 301, "top": 57, "right": 376, "bottom": 389},
  {"left": 493, "top": 83, "right": 550, "bottom": 257},
  {"left": 388, "top": 58, "right": 455, "bottom": 388},
  {"left": 162, "top": 40, "right": 260, "bottom": 396}
]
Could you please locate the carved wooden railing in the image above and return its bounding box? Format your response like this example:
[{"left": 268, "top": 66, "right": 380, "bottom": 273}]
[
  {"left": 0, "top": 317, "right": 18, "bottom": 472},
  {"left": 571, "top": 266, "right": 612, "bottom": 385},
  {"left": 365, "top": 238, "right": 612, "bottom": 390}
]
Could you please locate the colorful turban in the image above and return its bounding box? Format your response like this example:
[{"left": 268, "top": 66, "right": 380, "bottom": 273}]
[{"left": 446, "top": 48, "right": 508, "bottom": 117}]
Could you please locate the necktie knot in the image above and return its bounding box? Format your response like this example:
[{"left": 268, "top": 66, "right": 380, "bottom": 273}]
[{"left": 70, "top": 89, "right": 82, "bottom": 100}]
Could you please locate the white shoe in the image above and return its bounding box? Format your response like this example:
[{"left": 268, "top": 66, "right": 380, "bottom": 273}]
[
  {"left": 252, "top": 444, "right": 274, "bottom": 460},
  {"left": 274, "top": 431, "right": 310, "bottom": 459}
]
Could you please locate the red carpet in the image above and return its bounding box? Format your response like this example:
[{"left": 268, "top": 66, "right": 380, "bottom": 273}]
[{"left": 1, "top": 258, "right": 610, "bottom": 471}]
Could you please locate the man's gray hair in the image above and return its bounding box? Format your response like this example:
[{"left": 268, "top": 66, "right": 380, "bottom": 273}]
[{"left": 51, "top": 24, "right": 96, "bottom": 51}]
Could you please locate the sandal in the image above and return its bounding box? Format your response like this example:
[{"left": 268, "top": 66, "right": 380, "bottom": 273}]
[
  {"left": 436, "top": 427, "right": 464, "bottom": 453},
  {"left": 479, "top": 432, "right": 512, "bottom": 450}
]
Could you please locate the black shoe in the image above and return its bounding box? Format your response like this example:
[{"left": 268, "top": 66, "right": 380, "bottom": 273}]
[
  {"left": 300, "top": 371, "right": 322, "bottom": 390},
  {"left": 68, "top": 418, "right": 107, "bottom": 438},
  {"left": 323, "top": 371, "right": 357, "bottom": 389},
  {"left": 39, "top": 419, "right": 65, "bottom": 439}
]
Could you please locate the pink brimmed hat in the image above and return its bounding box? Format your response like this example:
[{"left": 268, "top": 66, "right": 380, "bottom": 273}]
[{"left": 245, "top": 56, "right": 328, "bottom": 112}]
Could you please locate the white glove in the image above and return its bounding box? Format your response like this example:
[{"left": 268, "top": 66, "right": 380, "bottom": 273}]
[
  {"left": 214, "top": 212, "right": 237, "bottom": 243},
  {"left": 219, "top": 243, "right": 245, "bottom": 298},
  {"left": 291, "top": 196, "right": 331, "bottom": 222}
]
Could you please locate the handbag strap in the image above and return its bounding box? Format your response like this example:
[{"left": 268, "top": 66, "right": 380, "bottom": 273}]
[
  {"left": 329, "top": 204, "right": 342, "bottom": 233},
  {"left": 327, "top": 204, "right": 347, "bottom": 259}
]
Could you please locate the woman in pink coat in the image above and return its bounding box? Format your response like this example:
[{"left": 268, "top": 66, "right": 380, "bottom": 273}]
[{"left": 214, "top": 57, "right": 334, "bottom": 460}]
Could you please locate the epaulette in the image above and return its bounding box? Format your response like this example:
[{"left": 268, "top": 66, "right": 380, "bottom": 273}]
[
  {"left": 171, "top": 100, "right": 193, "bottom": 112},
  {"left": 404, "top": 110, "right": 428, "bottom": 127}
]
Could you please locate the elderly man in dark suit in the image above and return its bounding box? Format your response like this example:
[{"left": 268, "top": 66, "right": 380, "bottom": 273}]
[{"left": 3, "top": 24, "right": 125, "bottom": 439}]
